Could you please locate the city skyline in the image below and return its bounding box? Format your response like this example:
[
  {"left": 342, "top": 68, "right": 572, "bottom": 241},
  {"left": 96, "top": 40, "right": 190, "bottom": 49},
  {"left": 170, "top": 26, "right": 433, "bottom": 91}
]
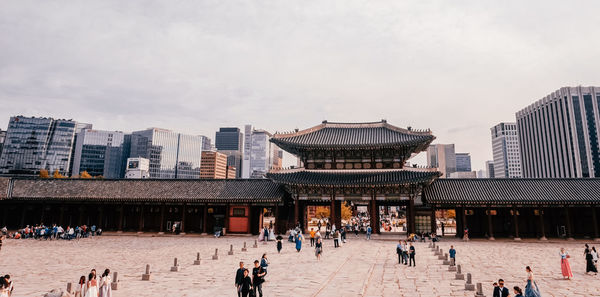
[{"left": 1, "top": 2, "right": 600, "bottom": 171}]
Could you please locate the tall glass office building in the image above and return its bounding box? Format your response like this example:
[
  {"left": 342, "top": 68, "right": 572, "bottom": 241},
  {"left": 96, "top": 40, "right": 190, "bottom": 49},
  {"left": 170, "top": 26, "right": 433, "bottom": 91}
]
[
  {"left": 130, "top": 128, "right": 204, "bottom": 179},
  {"left": 216, "top": 127, "right": 244, "bottom": 178},
  {"left": 0, "top": 116, "right": 79, "bottom": 175},
  {"left": 516, "top": 86, "right": 600, "bottom": 178},
  {"left": 72, "top": 129, "right": 126, "bottom": 178}
]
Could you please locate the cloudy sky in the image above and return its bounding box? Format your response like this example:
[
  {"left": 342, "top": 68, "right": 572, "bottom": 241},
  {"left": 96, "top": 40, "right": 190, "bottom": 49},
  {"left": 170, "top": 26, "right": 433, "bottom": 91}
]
[{"left": 1, "top": 1, "right": 599, "bottom": 170}]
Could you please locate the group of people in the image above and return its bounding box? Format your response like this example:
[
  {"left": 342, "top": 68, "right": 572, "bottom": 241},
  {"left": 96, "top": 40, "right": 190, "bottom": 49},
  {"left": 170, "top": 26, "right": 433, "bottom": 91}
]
[
  {"left": 258, "top": 226, "right": 275, "bottom": 242},
  {"left": 1, "top": 224, "right": 101, "bottom": 240},
  {"left": 234, "top": 254, "right": 269, "bottom": 297},
  {"left": 395, "top": 240, "right": 416, "bottom": 266},
  {"left": 492, "top": 267, "right": 540, "bottom": 297},
  {"left": 74, "top": 268, "right": 112, "bottom": 297},
  {"left": 0, "top": 275, "right": 13, "bottom": 297},
  {"left": 560, "top": 244, "right": 599, "bottom": 279}
]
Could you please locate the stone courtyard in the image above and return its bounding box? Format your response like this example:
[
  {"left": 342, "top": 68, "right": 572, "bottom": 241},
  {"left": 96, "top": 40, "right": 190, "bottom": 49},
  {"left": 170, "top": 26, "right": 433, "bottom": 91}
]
[{"left": 1, "top": 234, "right": 599, "bottom": 296}]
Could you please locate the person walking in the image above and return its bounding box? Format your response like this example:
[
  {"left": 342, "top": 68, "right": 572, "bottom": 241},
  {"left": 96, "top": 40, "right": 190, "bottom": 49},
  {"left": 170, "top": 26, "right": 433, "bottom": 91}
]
[
  {"left": 524, "top": 266, "right": 541, "bottom": 297},
  {"left": 559, "top": 248, "right": 573, "bottom": 280},
  {"left": 310, "top": 228, "right": 316, "bottom": 247},
  {"left": 449, "top": 245, "right": 456, "bottom": 266},
  {"left": 295, "top": 232, "right": 304, "bottom": 252},
  {"left": 408, "top": 243, "right": 416, "bottom": 267},
  {"left": 276, "top": 235, "right": 283, "bottom": 253},
  {"left": 84, "top": 273, "right": 98, "bottom": 297},
  {"left": 493, "top": 279, "right": 509, "bottom": 297},
  {"left": 592, "top": 247, "right": 599, "bottom": 268},
  {"left": 333, "top": 230, "right": 340, "bottom": 248},
  {"left": 260, "top": 254, "right": 269, "bottom": 276},
  {"left": 99, "top": 269, "right": 111, "bottom": 297},
  {"left": 366, "top": 225, "right": 372, "bottom": 240},
  {"left": 353, "top": 224, "right": 359, "bottom": 238},
  {"left": 396, "top": 240, "right": 404, "bottom": 264},
  {"left": 235, "top": 262, "right": 245, "bottom": 297},
  {"left": 315, "top": 237, "right": 323, "bottom": 260},
  {"left": 252, "top": 260, "right": 265, "bottom": 297},
  {"left": 240, "top": 269, "right": 253, "bottom": 297},
  {"left": 585, "top": 244, "right": 598, "bottom": 275}
]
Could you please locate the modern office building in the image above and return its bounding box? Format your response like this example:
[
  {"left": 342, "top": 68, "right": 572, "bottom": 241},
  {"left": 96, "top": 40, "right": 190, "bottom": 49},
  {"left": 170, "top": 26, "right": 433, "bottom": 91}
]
[
  {"left": 242, "top": 125, "right": 283, "bottom": 178},
  {"left": 71, "top": 129, "right": 126, "bottom": 178},
  {"left": 486, "top": 160, "right": 495, "bottom": 178},
  {"left": 455, "top": 153, "right": 472, "bottom": 172},
  {"left": 200, "top": 135, "right": 212, "bottom": 151},
  {"left": 124, "top": 157, "right": 150, "bottom": 179},
  {"left": 226, "top": 166, "right": 236, "bottom": 179},
  {"left": 216, "top": 127, "right": 244, "bottom": 178},
  {"left": 130, "top": 128, "right": 204, "bottom": 179},
  {"left": 427, "top": 144, "right": 456, "bottom": 178},
  {"left": 490, "top": 122, "right": 522, "bottom": 178},
  {"left": 448, "top": 171, "right": 477, "bottom": 178},
  {"left": 200, "top": 151, "right": 228, "bottom": 179},
  {"left": 0, "top": 116, "right": 82, "bottom": 175},
  {"left": 516, "top": 86, "right": 600, "bottom": 178}
]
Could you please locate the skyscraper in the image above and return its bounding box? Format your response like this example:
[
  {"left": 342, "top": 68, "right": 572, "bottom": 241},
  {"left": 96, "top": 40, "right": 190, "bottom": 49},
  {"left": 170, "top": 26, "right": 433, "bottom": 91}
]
[
  {"left": 516, "top": 86, "right": 600, "bottom": 178},
  {"left": 216, "top": 127, "right": 243, "bottom": 178},
  {"left": 490, "top": 122, "right": 522, "bottom": 178},
  {"left": 130, "top": 128, "right": 204, "bottom": 179},
  {"left": 0, "top": 116, "right": 82, "bottom": 175},
  {"left": 242, "top": 125, "right": 282, "bottom": 178},
  {"left": 200, "top": 151, "right": 228, "bottom": 179},
  {"left": 455, "top": 152, "right": 472, "bottom": 172},
  {"left": 427, "top": 144, "right": 456, "bottom": 178},
  {"left": 200, "top": 135, "right": 212, "bottom": 151},
  {"left": 71, "top": 129, "right": 126, "bottom": 178},
  {"left": 486, "top": 160, "right": 495, "bottom": 178}
]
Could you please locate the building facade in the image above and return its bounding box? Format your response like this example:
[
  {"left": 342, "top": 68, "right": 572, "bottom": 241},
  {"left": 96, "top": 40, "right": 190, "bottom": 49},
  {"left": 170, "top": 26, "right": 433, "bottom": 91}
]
[
  {"left": 455, "top": 153, "right": 472, "bottom": 172},
  {"left": 517, "top": 86, "right": 600, "bottom": 178},
  {"left": 216, "top": 127, "right": 243, "bottom": 178},
  {"left": 71, "top": 129, "right": 126, "bottom": 178},
  {"left": 491, "top": 122, "right": 522, "bottom": 178},
  {"left": 200, "top": 151, "right": 228, "bottom": 179},
  {"left": 427, "top": 144, "right": 456, "bottom": 178},
  {"left": 124, "top": 157, "right": 150, "bottom": 179},
  {"left": 130, "top": 128, "right": 204, "bottom": 179},
  {"left": 0, "top": 116, "right": 80, "bottom": 175},
  {"left": 242, "top": 125, "right": 282, "bottom": 178},
  {"left": 486, "top": 160, "right": 495, "bottom": 178}
]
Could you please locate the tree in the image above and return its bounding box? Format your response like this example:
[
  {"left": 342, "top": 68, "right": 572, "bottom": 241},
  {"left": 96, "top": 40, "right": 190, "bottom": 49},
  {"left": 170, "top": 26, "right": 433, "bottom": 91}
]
[
  {"left": 446, "top": 209, "right": 456, "bottom": 219},
  {"left": 314, "top": 206, "right": 330, "bottom": 219},
  {"left": 341, "top": 203, "right": 352, "bottom": 221},
  {"left": 39, "top": 169, "right": 50, "bottom": 179},
  {"left": 80, "top": 171, "right": 92, "bottom": 179},
  {"left": 52, "top": 170, "right": 65, "bottom": 179}
]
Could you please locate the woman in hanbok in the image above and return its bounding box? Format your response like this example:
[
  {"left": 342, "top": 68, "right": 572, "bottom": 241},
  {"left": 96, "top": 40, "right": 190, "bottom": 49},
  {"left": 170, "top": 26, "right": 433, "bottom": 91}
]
[
  {"left": 585, "top": 244, "right": 598, "bottom": 275},
  {"left": 295, "top": 233, "right": 303, "bottom": 252},
  {"left": 268, "top": 227, "right": 275, "bottom": 241},
  {"left": 559, "top": 248, "right": 573, "bottom": 279},
  {"left": 84, "top": 273, "right": 98, "bottom": 297},
  {"left": 524, "top": 266, "right": 541, "bottom": 297},
  {"left": 258, "top": 228, "right": 265, "bottom": 241},
  {"left": 75, "top": 276, "right": 86, "bottom": 297},
  {"left": 99, "top": 269, "right": 112, "bottom": 297}
]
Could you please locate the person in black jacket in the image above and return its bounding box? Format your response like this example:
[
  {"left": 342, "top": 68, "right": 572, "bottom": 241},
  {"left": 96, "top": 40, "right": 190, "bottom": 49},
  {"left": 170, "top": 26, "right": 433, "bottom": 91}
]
[
  {"left": 252, "top": 260, "right": 266, "bottom": 297},
  {"left": 235, "top": 262, "right": 246, "bottom": 297},
  {"left": 240, "top": 269, "right": 253, "bottom": 297},
  {"left": 493, "top": 279, "right": 509, "bottom": 297},
  {"left": 409, "top": 243, "right": 416, "bottom": 267}
]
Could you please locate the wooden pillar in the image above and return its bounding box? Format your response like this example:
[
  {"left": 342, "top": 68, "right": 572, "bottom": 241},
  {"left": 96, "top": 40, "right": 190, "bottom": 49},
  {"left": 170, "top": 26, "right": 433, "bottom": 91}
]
[
  {"left": 430, "top": 207, "right": 436, "bottom": 234},
  {"left": 461, "top": 207, "right": 467, "bottom": 239},
  {"left": 513, "top": 207, "right": 521, "bottom": 240},
  {"left": 159, "top": 204, "right": 166, "bottom": 233},
  {"left": 369, "top": 193, "right": 377, "bottom": 233},
  {"left": 181, "top": 204, "right": 186, "bottom": 233},
  {"left": 20, "top": 204, "right": 26, "bottom": 228},
  {"left": 409, "top": 196, "right": 416, "bottom": 234},
  {"left": 58, "top": 206, "right": 65, "bottom": 227},
  {"left": 117, "top": 205, "right": 124, "bottom": 232},
  {"left": 539, "top": 208, "right": 547, "bottom": 241},
  {"left": 40, "top": 203, "right": 46, "bottom": 225},
  {"left": 330, "top": 196, "right": 335, "bottom": 229},
  {"left": 202, "top": 205, "right": 208, "bottom": 234},
  {"left": 275, "top": 203, "right": 280, "bottom": 234},
  {"left": 592, "top": 206, "right": 599, "bottom": 240},
  {"left": 334, "top": 200, "right": 342, "bottom": 230},
  {"left": 98, "top": 206, "right": 104, "bottom": 229},
  {"left": 225, "top": 204, "right": 230, "bottom": 232},
  {"left": 487, "top": 207, "right": 495, "bottom": 240},
  {"left": 565, "top": 207, "right": 574, "bottom": 240},
  {"left": 78, "top": 206, "right": 85, "bottom": 226},
  {"left": 137, "top": 205, "right": 144, "bottom": 232},
  {"left": 2, "top": 205, "right": 8, "bottom": 227},
  {"left": 295, "top": 198, "right": 301, "bottom": 228}
]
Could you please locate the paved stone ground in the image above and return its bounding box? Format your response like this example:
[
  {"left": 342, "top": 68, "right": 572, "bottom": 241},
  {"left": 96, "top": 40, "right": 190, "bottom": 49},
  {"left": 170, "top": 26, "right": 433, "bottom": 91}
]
[{"left": 0, "top": 234, "right": 599, "bottom": 296}]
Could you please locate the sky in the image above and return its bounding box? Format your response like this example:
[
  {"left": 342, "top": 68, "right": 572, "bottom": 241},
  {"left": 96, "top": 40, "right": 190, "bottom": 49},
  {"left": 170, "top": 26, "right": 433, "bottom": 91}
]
[{"left": 1, "top": 1, "right": 600, "bottom": 170}]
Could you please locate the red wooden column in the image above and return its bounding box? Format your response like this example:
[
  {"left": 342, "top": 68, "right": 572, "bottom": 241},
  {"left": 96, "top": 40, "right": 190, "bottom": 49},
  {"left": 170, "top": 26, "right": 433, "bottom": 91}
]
[
  {"left": 159, "top": 203, "right": 166, "bottom": 233},
  {"left": 295, "top": 197, "right": 301, "bottom": 228},
  {"left": 430, "top": 207, "right": 437, "bottom": 234},
  {"left": 330, "top": 195, "right": 336, "bottom": 229},
  {"left": 333, "top": 199, "right": 342, "bottom": 229},
  {"left": 181, "top": 203, "right": 187, "bottom": 234},
  {"left": 117, "top": 204, "right": 124, "bottom": 232},
  {"left": 202, "top": 205, "right": 208, "bottom": 234},
  {"left": 137, "top": 205, "right": 144, "bottom": 233},
  {"left": 487, "top": 207, "right": 495, "bottom": 240}
]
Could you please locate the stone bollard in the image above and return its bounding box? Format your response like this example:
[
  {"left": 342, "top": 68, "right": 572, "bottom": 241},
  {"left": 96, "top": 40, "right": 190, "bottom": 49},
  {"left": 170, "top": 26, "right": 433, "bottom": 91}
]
[
  {"left": 111, "top": 272, "right": 119, "bottom": 290},
  {"left": 253, "top": 239, "right": 258, "bottom": 248},
  {"left": 142, "top": 264, "right": 151, "bottom": 280},
  {"left": 228, "top": 244, "right": 234, "bottom": 255},
  {"left": 438, "top": 250, "right": 445, "bottom": 260},
  {"left": 428, "top": 242, "right": 432, "bottom": 248},
  {"left": 465, "top": 273, "right": 475, "bottom": 291},
  {"left": 194, "top": 252, "right": 201, "bottom": 265},
  {"left": 212, "top": 248, "right": 219, "bottom": 260},
  {"left": 448, "top": 262, "right": 457, "bottom": 272},
  {"left": 474, "top": 282, "right": 485, "bottom": 296},
  {"left": 443, "top": 253, "right": 451, "bottom": 265},
  {"left": 171, "top": 257, "right": 180, "bottom": 272},
  {"left": 66, "top": 283, "right": 74, "bottom": 294},
  {"left": 242, "top": 242, "right": 247, "bottom": 252},
  {"left": 455, "top": 265, "right": 464, "bottom": 280}
]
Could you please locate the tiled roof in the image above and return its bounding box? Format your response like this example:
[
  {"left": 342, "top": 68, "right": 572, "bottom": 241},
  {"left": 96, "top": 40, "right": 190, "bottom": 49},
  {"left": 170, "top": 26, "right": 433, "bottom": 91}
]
[
  {"left": 267, "top": 169, "right": 441, "bottom": 186},
  {"left": 9, "top": 179, "right": 286, "bottom": 203},
  {"left": 271, "top": 121, "right": 434, "bottom": 154},
  {"left": 424, "top": 178, "right": 600, "bottom": 205}
]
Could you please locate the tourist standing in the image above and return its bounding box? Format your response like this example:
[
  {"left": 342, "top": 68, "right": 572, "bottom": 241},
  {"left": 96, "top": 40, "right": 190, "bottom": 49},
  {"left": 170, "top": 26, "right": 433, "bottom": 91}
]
[
  {"left": 240, "top": 269, "right": 253, "bottom": 297},
  {"left": 310, "top": 228, "right": 316, "bottom": 247},
  {"left": 592, "top": 247, "right": 599, "bottom": 268},
  {"left": 317, "top": 220, "right": 322, "bottom": 232},
  {"left": 396, "top": 240, "right": 404, "bottom": 264},
  {"left": 75, "top": 276, "right": 86, "bottom": 297},
  {"left": 402, "top": 241, "right": 408, "bottom": 265},
  {"left": 463, "top": 227, "right": 469, "bottom": 241},
  {"left": 235, "top": 262, "right": 245, "bottom": 297},
  {"left": 366, "top": 226, "right": 372, "bottom": 240},
  {"left": 296, "top": 232, "right": 304, "bottom": 252},
  {"left": 585, "top": 244, "right": 598, "bottom": 275},
  {"left": 84, "top": 273, "right": 98, "bottom": 297},
  {"left": 276, "top": 235, "right": 283, "bottom": 253},
  {"left": 333, "top": 230, "right": 340, "bottom": 248},
  {"left": 260, "top": 253, "right": 269, "bottom": 276},
  {"left": 441, "top": 222, "right": 445, "bottom": 236},
  {"left": 493, "top": 279, "right": 509, "bottom": 297},
  {"left": 449, "top": 245, "right": 456, "bottom": 266},
  {"left": 252, "top": 260, "right": 265, "bottom": 297},
  {"left": 559, "top": 248, "right": 573, "bottom": 279},
  {"left": 513, "top": 286, "right": 524, "bottom": 297},
  {"left": 99, "top": 269, "right": 111, "bottom": 297},
  {"left": 315, "top": 237, "right": 323, "bottom": 260},
  {"left": 325, "top": 222, "right": 331, "bottom": 239},
  {"left": 0, "top": 276, "right": 9, "bottom": 297},
  {"left": 524, "top": 266, "right": 541, "bottom": 297},
  {"left": 409, "top": 243, "right": 415, "bottom": 267}
]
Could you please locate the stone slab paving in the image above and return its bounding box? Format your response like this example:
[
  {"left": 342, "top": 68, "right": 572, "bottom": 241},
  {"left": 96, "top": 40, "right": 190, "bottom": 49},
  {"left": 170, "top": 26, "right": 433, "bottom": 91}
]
[{"left": 1, "top": 235, "right": 599, "bottom": 296}]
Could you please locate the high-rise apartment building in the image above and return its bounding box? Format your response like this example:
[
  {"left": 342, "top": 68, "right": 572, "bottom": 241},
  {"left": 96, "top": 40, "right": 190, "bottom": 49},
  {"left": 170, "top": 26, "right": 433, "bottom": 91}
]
[
  {"left": 0, "top": 116, "right": 82, "bottom": 175},
  {"left": 216, "top": 127, "right": 244, "bottom": 178},
  {"left": 455, "top": 153, "right": 472, "bottom": 172},
  {"left": 490, "top": 122, "right": 522, "bottom": 178},
  {"left": 130, "top": 128, "right": 204, "bottom": 179},
  {"left": 200, "top": 151, "right": 228, "bottom": 179},
  {"left": 226, "top": 165, "right": 236, "bottom": 179},
  {"left": 71, "top": 129, "right": 127, "bottom": 178},
  {"left": 242, "top": 125, "right": 282, "bottom": 178},
  {"left": 516, "top": 86, "right": 600, "bottom": 178},
  {"left": 486, "top": 160, "right": 495, "bottom": 178},
  {"left": 427, "top": 144, "right": 456, "bottom": 178}
]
